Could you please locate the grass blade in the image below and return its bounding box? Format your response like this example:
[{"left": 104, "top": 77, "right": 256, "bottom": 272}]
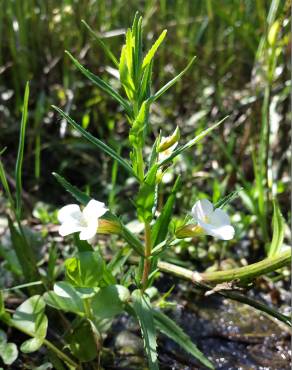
[
  {"left": 153, "top": 310, "right": 214, "bottom": 369},
  {"left": 15, "top": 82, "right": 29, "bottom": 218},
  {"left": 151, "top": 56, "right": 196, "bottom": 102},
  {"left": 65, "top": 51, "right": 132, "bottom": 116},
  {"left": 268, "top": 200, "right": 285, "bottom": 257},
  {"left": 52, "top": 106, "right": 136, "bottom": 178}
]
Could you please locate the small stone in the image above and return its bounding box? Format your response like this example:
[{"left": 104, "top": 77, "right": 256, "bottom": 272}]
[{"left": 115, "top": 330, "right": 144, "bottom": 355}]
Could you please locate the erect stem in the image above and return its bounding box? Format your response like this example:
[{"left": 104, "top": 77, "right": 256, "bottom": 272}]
[{"left": 141, "top": 221, "right": 152, "bottom": 291}]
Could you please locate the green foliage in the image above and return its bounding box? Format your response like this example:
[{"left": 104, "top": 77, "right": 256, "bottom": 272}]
[
  {"left": 0, "top": 330, "right": 18, "bottom": 365},
  {"left": 136, "top": 165, "right": 158, "bottom": 222},
  {"left": 53, "top": 172, "right": 91, "bottom": 205},
  {"left": 44, "top": 282, "right": 85, "bottom": 314},
  {"left": 153, "top": 310, "right": 214, "bottom": 369},
  {"left": 131, "top": 290, "right": 159, "bottom": 370},
  {"left": 91, "top": 285, "right": 130, "bottom": 319},
  {"left": 81, "top": 20, "right": 119, "bottom": 68},
  {"left": 152, "top": 176, "right": 181, "bottom": 246},
  {"left": 15, "top": 82, "right": 29, "bottom": 219},
  {"left": 65, "top": 320, "right": 98, "bottom": 362},
  {"left": 8, "top": 217, "right": 39, "bottom": 282},
  {"left": 52, "top": 106, "right": 136, "bottom": 178},
  {"left": 65, "top": 251, "right": 103, "bottom": 288},
  {"left": 65, "top": 51, "right": 132, "bottom": 115},
  {"left": 159, "top": 116, "right": 228, "bottom": 166},
  {"left": 268, "top": 199, "right": 285, "bottom": 257},
  {"left": 12, "top": 295, "right": 48, "bottom": 353}
]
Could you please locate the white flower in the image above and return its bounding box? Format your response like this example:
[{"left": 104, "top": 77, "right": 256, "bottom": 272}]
[
  {"left": 191, "top": 199, "right": 235, "bottom": 240},
  {"left": 58, "top": 199, "right": 108, "bottom": 240}
]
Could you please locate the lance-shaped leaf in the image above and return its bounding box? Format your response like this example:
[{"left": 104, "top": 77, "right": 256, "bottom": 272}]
[
  {"left": 142, "top": 29, "right": 167, "bottom": 69},
  {"left": 152, "top": 176, "right": 181, "bottom": 246},
  {"left": 119, "top": 45, "right": 135, "bottom": 101},
  {"left": 150, "top": 56, "right": 196, "bottom": 102},
  {"left": 81, "top": 20, "right": 119, "bottom": 68},
  {"left": 131, "top": 290, "right": 159, "bottom": 370},
  {"left": 153, "top": 310, "right": 214, "bottom": 369},
  {"left": 136, "top": 164, "right": 158, "bottom": 222},
  {"left": 214, "top": 188, "right": 243, "bottom": 209},
  {"left": 159, "top": 116, "right": 228, "bottom": 166},
  {"left": 53, "top": 172, "right": 90, "bottom": 205},
  {"left": 65, "top": 51, "right": 132, "bottom": 116},
  {"left": 52, "top": 106, "right": 136, "bottom": 178}
]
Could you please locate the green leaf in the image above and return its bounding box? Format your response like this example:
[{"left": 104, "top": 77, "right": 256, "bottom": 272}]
[
  {"left": 65, "top": 51, "right": 132, "bottom": 116},
  {"left": 12, "top": 295, "right": 48, "bottom": 353},
  {"left": 119, "top": 45, "right": 135, "bottom": 101},
  {"left": 44, "top": 283, "right": 84, "bottom": 314},
  {"left": 0, "top": 159, "right": 15, "bottom": 210},
  {"left": 268, "top": 200, "right": 285, "bottom": 257},
  {"left": 52, "top": 106, "right": 136, "bottom": 179},
  {"left": 0, "top": 330, "right": 18, "bottom": 365},
  {"left": 139, "top": 61, "right": 153, "bottom": 102},
  {"left": 136, "top": 165, "right": 158, "bottom": 222},
  {"left": 81, "top": 20, "right": 119, "bottom": 68},
  {"left": 159, "top": 116, "right": 228, "bottom": 166},
  {"left": 131, "top": 290, "right": 158, "bottom": 370},
  {"left": 15, "top": 81, "right": 29, "bottom": 218},
  {"left": 152, "top": 176, "right": 181, "bottom": 246},
  {"left": 8, "top": 217, "right": 38, "bottom": 282},
  {"left": 120, "top": 223, "right": 144, "bottom": 256},
  {"left": 142, "top": 30, "right": 167, "bottom": 69},
  {"left": 153, "top": 310, "right": 214, "bottom": 369},
  {"left": 214, "top": 187, "right": 243, "bottom": 209},
  {"left": 91, "top": 285, "right": 130, "bottom": 320},
  {"left": 65, "top": 251, "right": 103, "bottom": 288},
  {"left": 129, "top": 100, "right": 150, "bottom": 147},
  {"left": 52, "top": 172, "right": 90, "bottom": 205},
  {"left": 65, "top": 320, "right": 98, "bottom": 362},
  {"left": 150, "top": 56, "right": 196, "bottom": 102}
]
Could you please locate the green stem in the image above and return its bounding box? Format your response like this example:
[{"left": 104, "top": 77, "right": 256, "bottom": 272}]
[
  {"left": 136, "top": 147, "right": 144, "bottom": 181},
  {"left": 157, "top": 249, "right": 291, "bottom": 284},
  {"left": 141, "top": 221, "right": 152, "bottom": 291}
]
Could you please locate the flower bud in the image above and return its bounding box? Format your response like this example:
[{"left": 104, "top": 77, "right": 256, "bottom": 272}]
[
  {"left": 97, "top": 219, "right": 121, "bottom": 234},
  {"left": 158, "top": 126, "right": 180, "bottom": 152},
  {"left": 176, "top": 224, "right": 204, "bottom": 239}
]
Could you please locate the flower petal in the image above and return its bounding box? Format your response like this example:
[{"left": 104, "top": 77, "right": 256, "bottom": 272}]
[
  {"left": 79, "top": 221, "right": 98, "bottom": 240},
  {"left": 191, "top": 199, "right": 213, "bottom": 221},
  {"left": 59, "top": 222, "right": 83, "bottom": 237},
  {"left": 199, "top": 221, "right": 235, "bottom": 240},
  {"left": 83, "top": 199, "right": 108, "bottom": 222},
  {"left": 58, "top": 204, "right": 82, "bottom": 223},
  {"left": 209, "top": 208, "right": 231, "bottom": 226}
]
